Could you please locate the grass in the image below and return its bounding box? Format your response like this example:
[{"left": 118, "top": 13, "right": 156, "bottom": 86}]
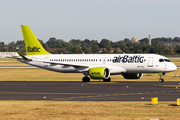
[
  {"left": 0, "top": 68, "right": 179, "bottom": 81},
  {"left": 0, "top": 58, "right": 30, "bottom": 66},
  {"left": 169, "top": 58, "right": 180, "bottom": 66},
  {"left": 0, "top": 101, "right": 180, "bottom": 120}
]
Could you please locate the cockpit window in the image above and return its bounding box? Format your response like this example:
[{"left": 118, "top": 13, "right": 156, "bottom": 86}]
[
  {"left": 159, "top": 59, "right": 171, "bottom": 62},
  {"left": 164, "top": 59, "right": 171, "bottom": 62},
  {"left": 159, "top": 59, "right": 164, "bottom": 62}
]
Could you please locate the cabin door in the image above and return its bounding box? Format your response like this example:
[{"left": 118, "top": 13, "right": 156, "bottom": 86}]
[{"left": 148, "top": 57, "right": 153, "bottom": 67}]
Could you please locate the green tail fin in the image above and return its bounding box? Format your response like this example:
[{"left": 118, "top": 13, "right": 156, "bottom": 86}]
[{"left": 21, "top": 25, "right": 51, "bottom": 55}]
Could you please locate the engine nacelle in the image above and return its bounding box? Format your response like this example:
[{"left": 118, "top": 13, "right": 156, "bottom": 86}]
[
  {"left": 122, "top": 73, "right": 143, "bottom": 79},
  {"left": 89, "top": 67, "right": 110, "bottom": 79}
]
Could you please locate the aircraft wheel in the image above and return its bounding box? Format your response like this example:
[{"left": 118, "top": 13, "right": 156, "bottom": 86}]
[
  {"left": 159, "top": 79, "right": 164, "bottom": 83},
  {"left": 103, "top": 77, "right": 111, "bottom": 82},
  {"left": 82, "top": 77, "right": 90, "bottom": 82}
]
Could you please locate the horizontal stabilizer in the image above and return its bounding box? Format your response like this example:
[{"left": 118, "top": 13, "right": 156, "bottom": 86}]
[{"left": 17, "top": 52, "right": 31, "bottom": 61}]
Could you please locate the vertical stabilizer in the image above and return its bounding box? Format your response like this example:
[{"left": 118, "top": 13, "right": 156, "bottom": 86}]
[{"left": 21, "top": 25, "right": 51, "bottom": 55}]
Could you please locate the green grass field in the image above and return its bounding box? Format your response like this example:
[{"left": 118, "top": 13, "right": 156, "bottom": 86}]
[{"left": 0, "top": 101, "right": 180, "bottom": 120}]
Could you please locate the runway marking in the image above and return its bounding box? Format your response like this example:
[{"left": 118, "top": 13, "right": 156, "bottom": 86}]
[
  {"left": 69, "top": 97, "right": 76, "bottom": 99},
  {"left": 96, "top": 95, "right": 103, "bottom": 97},
  {"left": 0, "top": 89, "right": 179, "bottom": 100},
  {"left": 78, "top": 96, "right": 85, "bottom": 98},
  {"left": 161, "top": 91, "right": 167, "bottom": 93},
  {"left": 104, "top": 95, "right": 111, "bottom": 96},
  {"left": 168, "top": 91, "right": 174, "bottom": 92},
  {"left": 120, "top": 94, "right": 127, "bottom": 95},
  {"left": 0, "top": 91, "right": 108, "bottom": 95},
  {"left": 87, "top": 96, "right": 94, "bottom": 97},
  {"left": 87, "top": 82, "right": 117, "bottom": 84},
  {"left": 153, "top": 85, "right": 180, "bottom": 88}
]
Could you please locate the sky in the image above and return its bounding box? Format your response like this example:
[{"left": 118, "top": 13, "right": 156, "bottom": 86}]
[{"left": 0, "top": 0, "right": 180, "bottom": 44}]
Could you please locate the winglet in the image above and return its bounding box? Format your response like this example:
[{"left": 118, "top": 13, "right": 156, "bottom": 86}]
[{"left": 21, "top": 25, "right": 51, "bottom": 55}]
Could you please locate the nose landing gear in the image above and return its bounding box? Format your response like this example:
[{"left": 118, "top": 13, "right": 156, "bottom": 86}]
[{"left": 159, "top": 73, "right": 165, "bottom": 83}]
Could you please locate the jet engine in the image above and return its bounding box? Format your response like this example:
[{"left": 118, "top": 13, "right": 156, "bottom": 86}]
[
  {"left": 122, "top": 73, "right": 143, "bottom": 79},
  {"left": 89, "top": 67, "right": 110, "bottom": 79}
]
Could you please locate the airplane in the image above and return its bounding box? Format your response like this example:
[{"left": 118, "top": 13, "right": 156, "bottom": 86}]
[{"left": 17, "top": 25, "right": 177, "bottom": 83}]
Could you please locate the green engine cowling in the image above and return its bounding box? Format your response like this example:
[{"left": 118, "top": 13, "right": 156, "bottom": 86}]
[
  {"left": 89, "top": 67, "right": 110, "bottom": 79},
  {"left": 122, "top": 73, "right": 143, "bottom": 79}
]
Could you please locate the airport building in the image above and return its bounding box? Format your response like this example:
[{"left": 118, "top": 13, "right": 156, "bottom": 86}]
[{"left": 0, "top": 52, "right": 19, "bottom": 58}]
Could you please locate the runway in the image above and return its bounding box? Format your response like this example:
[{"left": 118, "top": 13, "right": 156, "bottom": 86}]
[
  {"left": 0, "top": 66, "right": 179, "bottom": 68},
  {"left": 0, "top": 81, "right": 180, "bottom": 101}
]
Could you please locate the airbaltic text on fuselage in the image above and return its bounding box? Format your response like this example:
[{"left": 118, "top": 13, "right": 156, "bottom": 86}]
[
  {"left": 113, "top": 55, "right": 144, "bottom": 63},
  {"left": 27, "top": 46, "right": 40, "bottom": 52}
]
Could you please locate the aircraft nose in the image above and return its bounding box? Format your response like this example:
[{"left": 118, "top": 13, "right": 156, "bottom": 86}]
[{"left": 169, "top": 63, "right": 177, "bottom": 71}]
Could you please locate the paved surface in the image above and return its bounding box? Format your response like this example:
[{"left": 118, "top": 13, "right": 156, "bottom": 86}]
[
  {"left": 0, "top": 66, "right": 179, "bottom": 68},
  {"left": 0, "top": 81, "right": 180, "bottom": 101}
]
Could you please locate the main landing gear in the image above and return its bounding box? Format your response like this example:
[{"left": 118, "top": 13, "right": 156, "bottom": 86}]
[
  {"left": 103, "top": 77, "right": 111, "bottom": 82},
  {"left": 82, "top": 76, "right": 111, "bottom": 82},
  {"left": 159, "top": 73, "right": 165, "bottom": 83},
  {"left": 82, "top": 76, "right": 90, "bottom": 82}
]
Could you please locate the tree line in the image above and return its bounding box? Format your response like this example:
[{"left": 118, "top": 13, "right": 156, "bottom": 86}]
[{"left": 1, "top": 37, "right": 180, "bottom": 55}]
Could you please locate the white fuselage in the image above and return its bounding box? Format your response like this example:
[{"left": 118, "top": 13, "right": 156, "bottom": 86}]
[{"left": 18, "top": 54, "right": 177, "bottom": 75}]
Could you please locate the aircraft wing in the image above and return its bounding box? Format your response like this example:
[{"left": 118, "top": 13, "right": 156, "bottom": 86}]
[
  {"left": 37, "top": 60, "right": 127, "bottom": 74},
  {"left": 35, "top": 60, "right": 90, "bottom": 68}
]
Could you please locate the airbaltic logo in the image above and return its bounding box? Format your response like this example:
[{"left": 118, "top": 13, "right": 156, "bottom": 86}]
[
  {"left": 113, "top": 55, "right": 144, "bottom": 63},
  {"left": 91, "top": 72, "right": 101, "bottom": 75},
  {"left": 27, "top": 46, "right": 40, "bottom": 52}
]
